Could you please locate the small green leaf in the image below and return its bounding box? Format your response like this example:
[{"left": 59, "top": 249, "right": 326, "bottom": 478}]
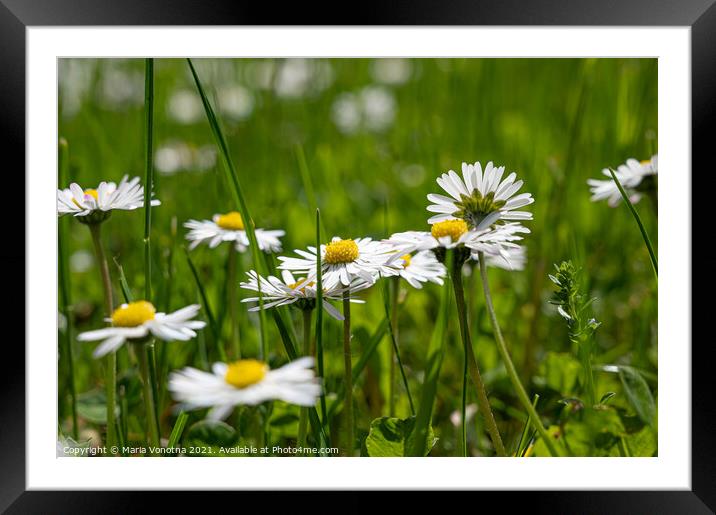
[
  {"left": 618, "top": 366, "right": 656, "bottom": 427},
  {"left": 366, "top": 416, "right": 436, "bottom": 457}
]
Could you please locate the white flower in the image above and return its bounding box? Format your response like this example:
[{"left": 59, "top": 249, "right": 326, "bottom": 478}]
[
  {"left": 184, "top": 211, "right": 285, "bottom": 253},
  {"left": 450, "top": 403, "right": 478, "bottom": 427},
  {"left": 587, "top": 155, "right": 658, "bottom": 207},
  {"left": 386, "top": 220, "right": 529, "bottom": 266},
  {"left": 169, "top": 357, "right": 322, "bottom": 420},
  {"left": 427, "top": 161, "right": 534, "bottom": 229},
  {"left": 361, "top": 86, "right": 396, "bottom": 132},
  {"left": 78, "top": 301, "right": 206, "bottom": 358},
  {"left": 370, "top": 58, "right": 413, "bottom": 85},
  {"left": 240, "top": 270, "right": 370, "bottom": 320},
  {"left": 278, "top": 237, "right": 403, "bottom": 290},
  {"left": 330, "top": 86, "right": 397, "bottom": 135},
  {"left": 57, "top": 175, "right": 160, "bottom": 220},
  {"left": 480, "top": 245, "right": 528, "bottom": 271},
  {"left": 389, "top": 250, "right": 446, "bottom": 289}
]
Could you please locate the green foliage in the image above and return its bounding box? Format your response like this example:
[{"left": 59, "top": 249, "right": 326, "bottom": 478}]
[
  {"left": 76, "top": 388, "right": 119, "bottom": 425},
  {"left": 539, "top": 352, "right": 582, "bottom": 394},
  {"left": 184, "top": 420, "right": 237, "bottom": 454},
  {"left": 549, "top": 261, "right": 600, "bottom": 406},
  {"left": 365, "top": 416, "right": 436, "bottom": 457},
  {"left": 618, "top": 366, "right": 657, "bottom": 427}
]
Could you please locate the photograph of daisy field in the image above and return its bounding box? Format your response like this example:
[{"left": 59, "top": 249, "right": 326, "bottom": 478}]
[{"left": 57, "top": 58, "right": 657, "bottom": 458}]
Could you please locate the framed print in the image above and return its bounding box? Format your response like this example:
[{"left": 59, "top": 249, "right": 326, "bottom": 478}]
[{"left": 2, "top": 0, "right": 713, "bottom": 511}]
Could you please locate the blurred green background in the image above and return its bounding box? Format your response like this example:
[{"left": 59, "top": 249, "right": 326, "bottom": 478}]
[{"left": 58, "top": 58, "right": 657, "bottom": 456}]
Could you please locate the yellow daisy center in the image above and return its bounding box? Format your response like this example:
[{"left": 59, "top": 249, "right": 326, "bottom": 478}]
[
  {"left": 401, "top": 254, "right": 412, "bottom": 268},
  {"left": 288, "top": 278, "right": 315, "bottom": 291},
  {"left": 224, "top": 359, "right": 269, "bottom": 388},
  {"left": 111, "top": 301, "right": 156, "bottom": 327},
  {"left": 324, "top": 239, "right": 359, "bottom": 264},
  {"left": 431, "top": 219, "right": 468, "bottom": 241},
  {"left": 72, "top": 188, "right": 99, "bottom": 208},
  {"left": 640, "top": 159, "right": 651, "bottom": 166},
  {"left": 216, "top": 211, "right": 245, "bottom": 231}
]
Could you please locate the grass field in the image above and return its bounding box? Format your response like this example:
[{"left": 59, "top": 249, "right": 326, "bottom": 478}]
[{"left": 58, "top": 58, "right": 658, "bottom": 457}]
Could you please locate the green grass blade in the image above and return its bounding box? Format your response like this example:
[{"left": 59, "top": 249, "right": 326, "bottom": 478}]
[
  {"left": 268, "top": 307, "right": 329, "bottom": 450},
  {"left": 407, "top": 254, "right": 451, "bottom": 457},
  {"left": 187, "top": 58, "right": 268, "bottom": 355},
  {"left": 314, "top": 209, "right": 328, "bottom": 426},
  {"left": 168, "top": 411, "right": 189, "bottom": 448},
  {"left": 607, "top": 167, "right": 658, "bottom": 278},
  {"left": 112, "top": 257, "right": 134, "bottom": 303},
  {"left": 296, "top": 145, "right": 317, "bottom": 216},
  {"left": 270, "top": 309, "right": 298, "bottom": 358},
  {"left": 327, "top": 317, "right": 389, "bottom": 419},
  {"left": 143, "top": 58, "right": 155, "bottom": 301},
  {"left": 514, "top": 394, "right": 540, "bottom": 456},
  {"left": 184, "top": 248, "right": 225, "bottom": 361}
]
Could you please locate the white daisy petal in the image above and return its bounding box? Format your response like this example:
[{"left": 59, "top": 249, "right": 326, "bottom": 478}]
[{"left": 427, "top": 160, "right": 533, "bottom": 227}]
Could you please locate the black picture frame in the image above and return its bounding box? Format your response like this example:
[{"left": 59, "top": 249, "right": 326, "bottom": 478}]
[{"left": 2, "top": 1, "right": 712, "bottom": 511}]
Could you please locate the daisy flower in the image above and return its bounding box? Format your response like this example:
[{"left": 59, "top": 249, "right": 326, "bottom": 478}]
[
  {"left": 277, "top": 236, "right": 403, "bottom": 289},
  {"left": 387, "top": 220, "right": 529, "bottom": 265},
  {"left": 427, "top": 161, "right": 534, "bottom": 229},
  {"left": 240, "top": 269, "right": 371, "bottom": 320},
  {"left": 184, "top": 211, "right": 285, "bottom": 253},
  {"left": 78, "top": 301, "right": 206, "bottom": 358},
  {"left": 587, "top": 155, "right": 658, "bottom": 207},
  {"left": 57, "top": 175, "right": 160, "bottom": 224},
  {"left": 391, "top": 250, "right": 446, "bottom": 289},
  {"left": 168, "top": 356, "right": 321, "bottom": 421}
]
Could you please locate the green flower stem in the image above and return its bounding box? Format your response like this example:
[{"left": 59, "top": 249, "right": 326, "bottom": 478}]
[
  {"left": 227, "top": 245, "right": 241, "bottom": 359},
  {"left": 477, "top": 252, "right": 559, "bottom": 457},
  {"left": 460, "top": 324, "right": 469, "bottom": 457},
  {"left": 382, "top": 279, "right": 415, "bottom": 416},
  {"left": 143, "top": 58, "right": 155, "bottom": 301},
  {"left": 146, "top": 341, "right": 162, "bottom": 439},
  {"left": 450, "top": 260, "right": 506, "bottom": 457},
  {"left": 314, "top": 210, "right": 328, "bottom": 432},
  {"left": 88, "top": 222, "right": 117, "bottom": 450},
  {"left": 389, "top": 277, "right": 399, "bottom": 416},
  {"left": 136, "top": 342, "right": 161, "bottom": 452},
  {"left": 578, "top": 337, "right": 596, "bottom": 407},
  {"left": 341, "top": 289, "right": 354, "bottom": 456},
  {"left": 607, "top": 168, "right": 658, "bottom": 279},
  {"left": 297, "top": 308, "right": 312, "bottom": 450}
]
